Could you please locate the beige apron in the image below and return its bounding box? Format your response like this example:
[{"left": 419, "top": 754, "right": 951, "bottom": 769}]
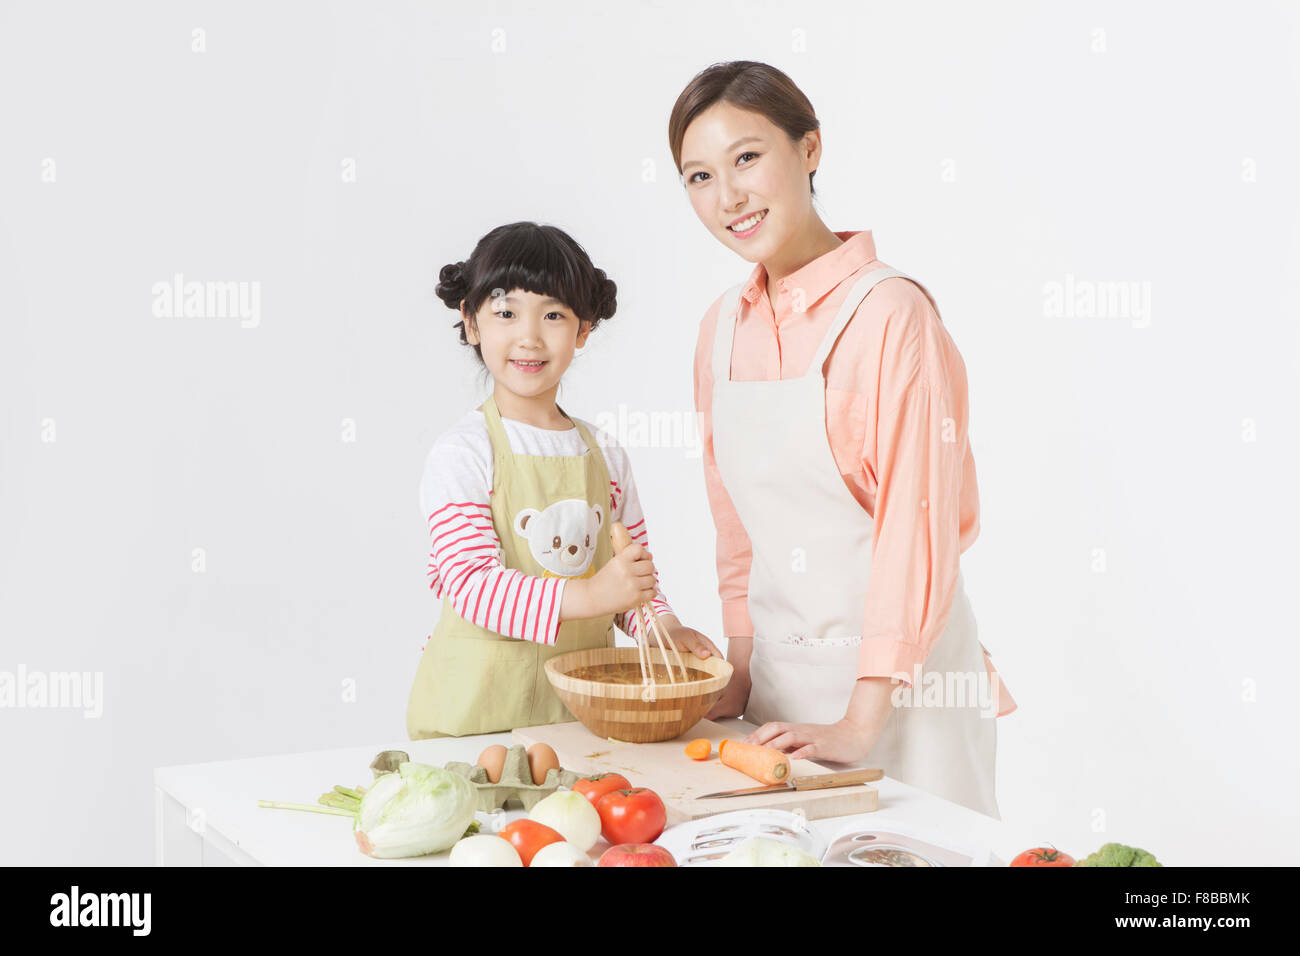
[
  {"left": 406, "top": 395, "right": 615, "bottom": 739},
  {"left": 710, "top": 267, "right": 1001, "bottom": 818}
]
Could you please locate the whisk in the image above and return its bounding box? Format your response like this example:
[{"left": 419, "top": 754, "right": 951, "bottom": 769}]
[{"left": 610, "top": 521, "right": 687, "bottom": 700}]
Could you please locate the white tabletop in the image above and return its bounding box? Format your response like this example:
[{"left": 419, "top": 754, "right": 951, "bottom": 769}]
[{"left": 154, "top": 718, "right": 1029, "bottom": 866}]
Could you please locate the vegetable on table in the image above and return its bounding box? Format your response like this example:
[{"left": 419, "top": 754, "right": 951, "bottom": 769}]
[
  {"left": 719, "top": 739, "right": 790, "bottom": 784},
  {"left": 595, "top": 788, "right": 667, "bottom": 845},
  {"left": 530, "top": 842, "right": 595, "bottom": 867},
  {"left": 1074, "top": 843, "right": 1161, "bottom": 867},
  {"left": 449, "top": 834, "right": 523, "bottom": 867},
  {"left": 498, "top": 819, "right": 566, "bottom": 866},
  {"left": 353, "top": 762, "right": 478, "bottom": 859},
  {"left": 573, "top": 772, "right": 632, "bottom": 807},
  {"left": 718, "top": 837, "right": 821, "bottom": 867},
  {"left": 528, "top": 790, "right": 602, "bottom": 852},
  {"left": 684, "top": 738, "right": 711, "bottom": 760},
  {"left": 1010, "top": 846, "right": 1076, "bottom": 867}
]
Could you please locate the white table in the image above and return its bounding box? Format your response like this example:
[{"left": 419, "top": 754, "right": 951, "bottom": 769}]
[{"left": 155, "top": 718, "right": 1028, "bottom": 866}]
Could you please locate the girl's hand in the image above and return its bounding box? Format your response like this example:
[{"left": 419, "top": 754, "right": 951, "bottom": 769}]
[{"left": 588, "top": 542, "right": 657, "bottom": 616}]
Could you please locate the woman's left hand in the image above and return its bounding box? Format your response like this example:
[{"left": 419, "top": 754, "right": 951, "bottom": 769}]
[
  {"left": 744, "top": 718, "right": 877, "bottom": 763},
  {"left": 662, "top": 623, "right": 723, "bottom": 660},
  {"left": 647, "top": 615, "right": 722, "bottom": 660}
]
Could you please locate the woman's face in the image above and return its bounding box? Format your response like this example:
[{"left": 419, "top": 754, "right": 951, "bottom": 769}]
[
  {"left": 464, "top": 288, "right": 591, "bottom": 399},
  {"left": 679, "top": 100, "right": 821, "bottom": 263}
]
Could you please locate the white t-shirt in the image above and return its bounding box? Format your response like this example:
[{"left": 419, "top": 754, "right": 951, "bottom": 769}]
[{"left": 421, "top": 408, "right": 673, "bottom": 644}]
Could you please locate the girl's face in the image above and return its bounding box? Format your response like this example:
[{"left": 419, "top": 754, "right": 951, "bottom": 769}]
[
  {"left": 464, "top": 288, "right": 591, "bottom": 402},
  {"left": 679, "top": 100, "right": 822, "bottom": 264}
]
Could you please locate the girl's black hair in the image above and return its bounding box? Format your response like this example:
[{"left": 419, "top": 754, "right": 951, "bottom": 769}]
[{"left": 435, "top": 222, "right": 618, "bottom": 364}]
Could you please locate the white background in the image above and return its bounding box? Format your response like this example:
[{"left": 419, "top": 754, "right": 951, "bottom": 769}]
[{"left": 2, "top": 0, "right": 1297, "bottom": 866}]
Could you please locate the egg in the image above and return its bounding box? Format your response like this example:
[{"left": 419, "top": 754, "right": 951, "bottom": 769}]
[
  {"left": 476, "top": 744, "right": 508, "bottom": 783},
  {"left": 526, "top": 743, "right": 560, "bottom": 785}
]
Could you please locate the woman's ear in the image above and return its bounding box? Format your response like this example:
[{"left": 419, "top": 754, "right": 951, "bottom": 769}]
[
  {"left": 464, "top": 308, "right": 481, "bottom": 346},
  {"left": 801, "top": 129, "right": 823, "bottom": 174},
  {"left": 575, "top": 319, "right": 593, "bottom": 348}
]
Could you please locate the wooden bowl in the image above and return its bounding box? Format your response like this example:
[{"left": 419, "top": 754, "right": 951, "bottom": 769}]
[{"left": 544, "top": 647, "right": 733, "bottom": 743}]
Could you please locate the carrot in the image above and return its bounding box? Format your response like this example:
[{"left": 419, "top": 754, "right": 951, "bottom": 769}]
[
  {"left": 719, "top": 740, "right": 790, "bottom": 784},
  {"left": 684, "top": 738, "right": 711, "bottom": 760}
]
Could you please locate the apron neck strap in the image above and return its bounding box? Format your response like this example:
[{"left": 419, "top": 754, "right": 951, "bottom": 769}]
[
  {"left": 481, "top": 393, "right": 509, "bottom": 453},
  {"left": 711, "top": 283, "right": 747, "bottom": 383},
  {"left": 805, "top": 267, "right": 910, "bottom": 376},
  {"left": 481, "top": 393, "right": 600, "bottom": 457}
]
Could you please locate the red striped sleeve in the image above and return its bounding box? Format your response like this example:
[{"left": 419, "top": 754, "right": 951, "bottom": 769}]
[{"left": 425, "top": 500, "right": 561, "bottom": 645}]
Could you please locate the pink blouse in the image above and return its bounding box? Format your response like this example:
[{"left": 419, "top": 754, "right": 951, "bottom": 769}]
[{"left": 693, "top": 230, "right": 1015, "bottom": 717}]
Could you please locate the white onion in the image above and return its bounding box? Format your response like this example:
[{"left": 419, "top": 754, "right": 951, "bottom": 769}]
[
  {"left": 528, "top": 790, "right": 602, "bottom": 852},
  {"left": 448, "top": 833, "right": 523, "bottom": 867},
  {"left": 530, "top": 841, "right": 595, "bottom": 867}
]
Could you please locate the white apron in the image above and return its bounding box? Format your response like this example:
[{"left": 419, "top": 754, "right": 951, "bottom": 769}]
[{"left": 710, "top": 267, "right": 1000, "bottom": 819}]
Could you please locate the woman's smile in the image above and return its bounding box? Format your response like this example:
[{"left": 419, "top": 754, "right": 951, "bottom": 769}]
[{"left": 727, "top": 208, "right": 769, "bottom": 239}]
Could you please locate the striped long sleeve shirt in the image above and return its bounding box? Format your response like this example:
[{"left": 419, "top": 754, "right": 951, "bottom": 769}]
[{"left": 422, "top": 408, "right": 673, "bottom": 645}]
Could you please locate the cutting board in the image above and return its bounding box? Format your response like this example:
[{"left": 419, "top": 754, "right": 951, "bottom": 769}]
[{"left": 513, "top": 718, "right": 877, "bottom": 824}]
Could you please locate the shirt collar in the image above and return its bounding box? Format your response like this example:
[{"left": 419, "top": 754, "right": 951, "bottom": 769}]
[{"left": 740, "top": 230, "right": 879, "bottom": 311}]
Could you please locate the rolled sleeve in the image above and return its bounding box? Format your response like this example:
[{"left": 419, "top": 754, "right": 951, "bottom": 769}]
[{"left": 856, "top": 285, "right": 967, "bottom": 687}]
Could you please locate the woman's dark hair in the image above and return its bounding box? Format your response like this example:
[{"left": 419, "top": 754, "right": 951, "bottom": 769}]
[
  {"left": 668, "top": 61, "right": 821, "bottom": 198},
  {"left": 436, "top": 222, "right": 618, "bottom": 364}
]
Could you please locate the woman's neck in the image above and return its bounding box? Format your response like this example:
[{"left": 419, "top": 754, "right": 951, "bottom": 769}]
[{"left": 763, "top": 217, "right": 843, "bottom": 302}]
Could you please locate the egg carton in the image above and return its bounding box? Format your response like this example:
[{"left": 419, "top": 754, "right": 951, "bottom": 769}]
[{"left": 442, "top": 744, "right": 582, "bottom": 812}]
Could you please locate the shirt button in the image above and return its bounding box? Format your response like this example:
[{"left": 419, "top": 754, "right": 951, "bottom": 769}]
[{"left": 920, "top": 499, "right": 928, "bottom": 509}]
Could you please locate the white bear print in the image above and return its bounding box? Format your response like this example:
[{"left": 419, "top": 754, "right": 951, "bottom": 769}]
[{"left": 513, "top": 499, "right": 604, "bottom": 578}]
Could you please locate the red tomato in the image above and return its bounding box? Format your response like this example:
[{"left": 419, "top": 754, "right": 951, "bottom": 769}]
[
  {"left": 1010, "top": 846, "right": 1076, "bottom": 867},
  {"left": 595, "top": 788, "right": 667, "bottom": 845},
  {"left": 497, "top": 819, "right": 564, "bottom": 866},
  {"left": 572, "top": 773, "right": 632, "bottom": 808}
]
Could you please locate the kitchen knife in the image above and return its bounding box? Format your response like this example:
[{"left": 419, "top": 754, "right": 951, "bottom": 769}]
[{"left": 697, "top": 768, "right": 882, "bottom": 799}]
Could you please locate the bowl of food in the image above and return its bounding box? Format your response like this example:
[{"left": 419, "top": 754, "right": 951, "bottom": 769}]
[{"left": 544, "top": 647, "right": 733, "bottom": 743}]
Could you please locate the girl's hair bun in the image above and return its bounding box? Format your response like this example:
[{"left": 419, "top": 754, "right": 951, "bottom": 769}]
[
  {"left": 592, "top": 269, "right": 618, "bottom": 323},
  {"left": 435, "top": 261, "right": 469, "bottom": 310}
]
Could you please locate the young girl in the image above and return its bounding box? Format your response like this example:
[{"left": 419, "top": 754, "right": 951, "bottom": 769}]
[{"left": 407, "top": 221, "right": 721, "bottom": 739}]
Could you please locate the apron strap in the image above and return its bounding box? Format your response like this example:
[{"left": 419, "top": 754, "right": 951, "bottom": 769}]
[
  {"left": 480, "top": 394, "right": 511, "bottom": 466},
  {"left": 805, "top": 267, "right": 911, "bottom": 375},
  {"left": 568, "top": 415, "right": 602, "bottom": 457},
  {"left": 710, "top": 282, "right": 747, "bottom": 384},
  {"left": 483, "top": 393, "right": 602, "bottom": 460}
]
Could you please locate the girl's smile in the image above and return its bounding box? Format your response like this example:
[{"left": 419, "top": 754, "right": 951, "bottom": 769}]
[{"left": 509, "top": 358, "right": 548, "bottom": 374}]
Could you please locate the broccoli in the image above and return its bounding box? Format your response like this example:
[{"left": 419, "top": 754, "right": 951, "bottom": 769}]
[{"left": 1074, "top": 842, "right": 1161, "bottom": 867}]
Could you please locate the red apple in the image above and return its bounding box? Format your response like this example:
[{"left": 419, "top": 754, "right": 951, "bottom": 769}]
[{"left": 597, "top": 843, "right": 677, "bottom": 867}]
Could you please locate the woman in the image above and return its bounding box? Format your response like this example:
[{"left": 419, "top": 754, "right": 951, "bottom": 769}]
[{"left": 668, "top": 61, "right": 1016, "bottom": 818}]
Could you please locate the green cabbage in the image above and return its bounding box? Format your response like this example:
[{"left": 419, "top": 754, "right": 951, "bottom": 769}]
[{"left": 354, "top": 762, "right": 477, "bottom": 858}]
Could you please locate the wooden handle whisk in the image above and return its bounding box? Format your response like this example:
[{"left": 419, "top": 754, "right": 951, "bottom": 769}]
[{"left": 610, "top": 521, "right": 687, "bottom": 695}]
